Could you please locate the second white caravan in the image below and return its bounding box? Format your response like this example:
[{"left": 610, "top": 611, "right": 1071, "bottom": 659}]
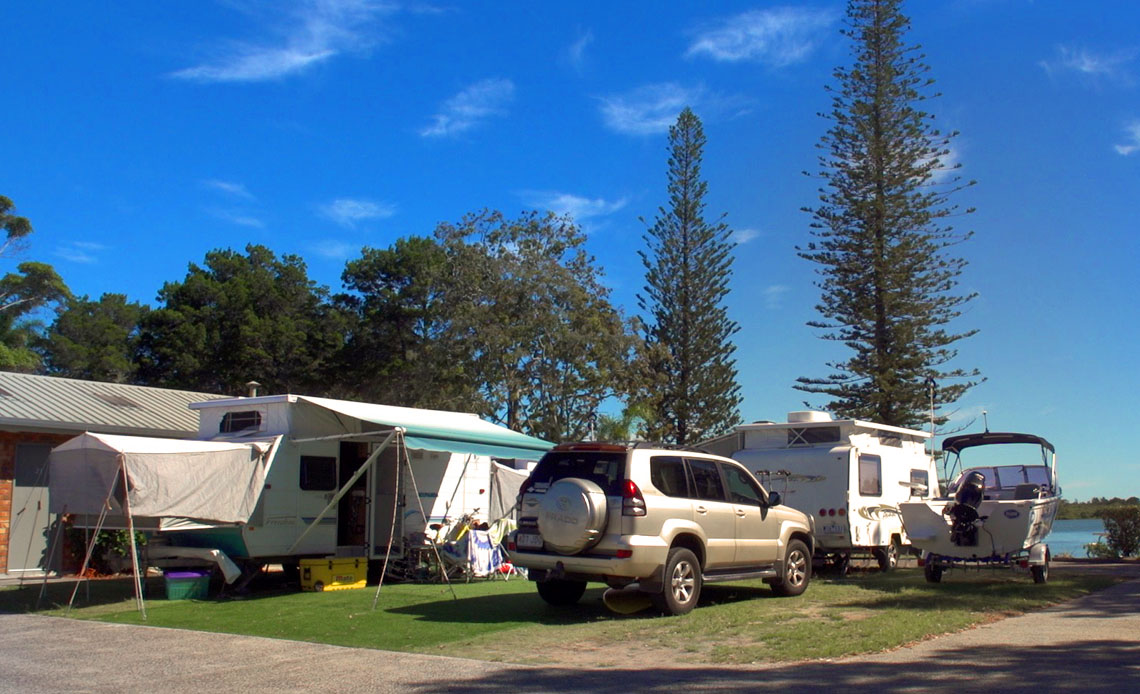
[{"left": 727, "top": 412, "right": 939, "bottom": 573}]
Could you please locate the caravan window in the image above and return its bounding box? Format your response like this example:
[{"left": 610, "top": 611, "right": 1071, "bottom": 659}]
[
  {"left": 300, "top": 456, "right": 337, "bottom": 491},
  {"left": 910, "top": 469, "right": 930, "bottom": 496},
  {"left": 858, "top": 454, "right": 882, "bottom": 496},
  {"left": 220, "top": 410, "right": 262, "bottom": 434},
  {"left": 787, "top": 426, "right": 841, "bottom": 446}
]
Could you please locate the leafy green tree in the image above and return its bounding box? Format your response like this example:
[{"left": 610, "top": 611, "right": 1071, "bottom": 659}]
[
  {"left": 39, "top": 293, "right": 148, "bottom": 383},
  {"left": 135, "top": 244, "right": 346, "bottom": 395},
  {"left": 638, "top": 107, "right": 741, "bottom": 445},
  {"left": 798, "top": 0, "right": 981, "bottom": 427},
  {"left": 0, "top": 196, "right": 71, "bottom": 370},
  {"left": 436, "top": 210, "right": 637, "bottom": 441},
  {"left": 338, "top": 236, "right": 481, "bottom": 410}
]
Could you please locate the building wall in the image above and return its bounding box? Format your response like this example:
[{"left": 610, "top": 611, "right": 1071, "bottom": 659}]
[{"left": 0, "top": 431, "right": 72, "bottom": 574}]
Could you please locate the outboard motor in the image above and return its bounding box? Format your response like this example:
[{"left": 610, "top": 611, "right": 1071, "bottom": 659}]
[{"left": 947, "top": 471, "right": 986, "bottom": 547}]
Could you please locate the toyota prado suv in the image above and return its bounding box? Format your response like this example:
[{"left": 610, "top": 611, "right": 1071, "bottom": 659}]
[{"left": 508, "top": 442, "right": 815, "bottom": 615}]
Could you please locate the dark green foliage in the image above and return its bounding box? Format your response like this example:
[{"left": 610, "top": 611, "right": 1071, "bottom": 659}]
[
  {"left": 638, "top": 107, "right": 741, "bottom": 444},
  {"left": 39, "top": 293, "right": 148, "bottom": 383},
  {"left": 435, "top": 210, "right": 637, "bottom": 442},
  {"left": 0, "top": 194, "right": 34, "bottom": 255},
  {"left": 0, "top": 195, "right": 71, "bottom": 370},
  {"left": 1097, "top": 506, "right": 1140, "bottom": 558},
  {"left": 338, "top": 236, "right": 481, "bottom": 411},
  {"left": 135, "top": 244, "right": 347, "bottom": 396},
  {"left": 1058, "top": 497, "right": 1140, "bottom": 520},
  {"left": 798, "top": 0, "right": 980, "bottom": 428}
]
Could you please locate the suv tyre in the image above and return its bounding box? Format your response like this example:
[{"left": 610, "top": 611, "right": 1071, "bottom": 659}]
[
  {"left": 537, "top": 478, "right": 609, "bottom": 555},
  {"left": 771, "top": 539, "right": 811, "bottom": 597},
  {"left": 650, "top": 547, "right": 702, "bottom": 616},
  {"left": 536, "top": 578, "right": 588, "bottom": 606}
]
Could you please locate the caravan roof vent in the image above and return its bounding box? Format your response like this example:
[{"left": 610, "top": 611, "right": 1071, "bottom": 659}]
[{"left": 788, "top": 411, "right": 832, "bottom": 423}]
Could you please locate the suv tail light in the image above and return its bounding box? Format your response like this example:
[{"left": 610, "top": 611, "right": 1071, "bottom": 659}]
[{"left": 622, "top": 479, "right": 646, "bottom": 517}]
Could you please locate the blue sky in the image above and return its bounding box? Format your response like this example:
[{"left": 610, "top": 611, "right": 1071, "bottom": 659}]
[{"left": 4, "top": 1, "right": 1137, "bottom": 499}]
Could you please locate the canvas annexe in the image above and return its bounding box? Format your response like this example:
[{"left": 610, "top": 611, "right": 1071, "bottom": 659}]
[{"left": 49, "top": 394, "right": 550, "bottom": 583}]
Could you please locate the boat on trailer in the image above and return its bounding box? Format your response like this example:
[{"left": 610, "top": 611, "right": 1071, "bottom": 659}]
[{"left": 898, "top": 432, "right": 1060, "bottom": 583}]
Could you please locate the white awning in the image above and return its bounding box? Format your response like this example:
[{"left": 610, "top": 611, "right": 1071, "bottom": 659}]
[{"left": 293, "top": 396, "right": 552, "bottom": 460}]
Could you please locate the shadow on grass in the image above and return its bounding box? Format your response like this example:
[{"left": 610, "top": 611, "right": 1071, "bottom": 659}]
[{"left": 405, "top": 639, "right": 1140, "bottom": 693}]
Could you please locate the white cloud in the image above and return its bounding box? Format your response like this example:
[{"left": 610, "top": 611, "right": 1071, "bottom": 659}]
[
  {"left": 72, "top": 241, "right": 109, "bottom": 252},
  {"left": 733, "top": 228, "right": 760, "bottom": 245},
  {"left": 567, "top": 30, "right": 594, "bottom": 73},
  {"left": 311, "top": 239, "right": 358, "bottom": 259},
  {"left": 208, "top": 208, "right": 266, "bottom": 228},
  {"left": 203, "top": 179, "right": 255, "bottom": 199},
  {"left": 420, "top": 78, "right": 515, "bottom": 137},
  {"left": 170, "top": 0, "right": 395, "bottom": 83},
  {"left": 1039, "top": 45, "right": 1136, "bottom": 85},
  {"left": 319, "top": 197, "right": 397, "bottom": 227},
  {"left": 762, "top": 285, "right": 789, "bottom": 310},
  {"left": 598, "top": 83, "right": 704, "bottom": 136},
  {"left": 56, "top": 243, "right": 102, "bottom": 264},
  {"left": 519, "top": 191, "right": 628, "bottom": 221},
  {"left": 1114, "top": 120, "right": 1140, "bottom": 156},
  {"left": 687, "top": 7, "right": 837, "bottom": 67}
]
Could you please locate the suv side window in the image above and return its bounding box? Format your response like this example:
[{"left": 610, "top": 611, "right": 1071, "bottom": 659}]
[
  {"left": 687, "top": 458, "right": 727, "bottom": 502},
  {"left": 650, "top": 456, "right": 690, "bottom": 498},
  {"left": 721, "top": 462, "right": 765, "bottom": 505}
]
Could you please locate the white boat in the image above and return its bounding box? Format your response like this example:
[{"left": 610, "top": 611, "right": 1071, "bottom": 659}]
[{"left": 898, "top": 432, "right": 1060, "bottom": 583}]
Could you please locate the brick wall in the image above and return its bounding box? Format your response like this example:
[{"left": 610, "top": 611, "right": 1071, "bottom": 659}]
[{"left": 0, "top": 431, "right": 72, "bottom": 574}]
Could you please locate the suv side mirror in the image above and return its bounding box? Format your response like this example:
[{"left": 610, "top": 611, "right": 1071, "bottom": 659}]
[{"left": 768, "top": 491, "right": 781, "bottom": 507}]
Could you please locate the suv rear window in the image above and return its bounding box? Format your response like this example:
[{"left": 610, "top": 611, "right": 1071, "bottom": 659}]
[{"left": 530, "top": 451, "right": 625, "bottom": 496}]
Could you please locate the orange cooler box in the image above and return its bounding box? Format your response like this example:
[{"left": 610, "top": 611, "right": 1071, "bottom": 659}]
[{"left": 300, "top": 557, "right": 367, "bottom": 591}]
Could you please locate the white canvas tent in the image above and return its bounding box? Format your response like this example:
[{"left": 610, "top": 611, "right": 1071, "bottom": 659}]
[
  {"left": 46, "top": 433, "right": 280, "bottom": 617},
  {"left": 50, "top": 432, "right": 278, "bottom": 522}
]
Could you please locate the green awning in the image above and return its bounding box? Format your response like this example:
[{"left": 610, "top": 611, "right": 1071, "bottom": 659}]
[{"left": 402, "top": 435, "right": 549, "bottom": 461}]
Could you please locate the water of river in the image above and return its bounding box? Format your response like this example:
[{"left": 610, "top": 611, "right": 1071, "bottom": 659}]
[{"left": 1047, "top": 518, "right": 1106, "bottom": 557}]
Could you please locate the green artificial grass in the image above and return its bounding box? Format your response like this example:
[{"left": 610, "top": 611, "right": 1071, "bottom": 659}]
[{"left": 1, "top": 568, "right": 1122, "bottom": 667}]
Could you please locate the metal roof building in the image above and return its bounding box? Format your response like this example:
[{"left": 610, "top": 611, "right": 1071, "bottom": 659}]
[
  {"left": 0, "top": 371, "right": 227, "bottom": 439},
  {"left": 0, "top": 372, "right": 227, "bottom": 576}
]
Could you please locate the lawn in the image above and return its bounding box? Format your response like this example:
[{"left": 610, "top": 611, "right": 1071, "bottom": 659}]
[{"left": 1, "top": 568, "right": 1122, "bottom": 667}]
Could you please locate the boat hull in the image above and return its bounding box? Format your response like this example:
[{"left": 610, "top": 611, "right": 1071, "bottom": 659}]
[{"left": 899, "top": 496, "right": 1059, "bottom": 560}]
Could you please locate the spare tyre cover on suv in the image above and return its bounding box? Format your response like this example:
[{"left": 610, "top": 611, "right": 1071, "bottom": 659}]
[{"left": 537, "top": 478, "right": 609, "bottom": 554}]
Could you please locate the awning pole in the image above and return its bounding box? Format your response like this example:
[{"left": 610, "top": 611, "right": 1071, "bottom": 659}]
[
  {"left": 119, "top": 458, "right": 147, "bottom": 621},
  {"left": 371, "top": 433, "right": 403, "bottom": 610},
  {"left": 285, "top": 430, "right": 398, "bottom": 556}
]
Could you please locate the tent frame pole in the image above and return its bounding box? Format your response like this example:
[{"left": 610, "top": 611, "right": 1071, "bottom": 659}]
[
  {"left": 65, "top": 477, "right": 119, "bottom": 614},
  {"left": 119, "top": 457, "right": 147, "bottom": 620}
]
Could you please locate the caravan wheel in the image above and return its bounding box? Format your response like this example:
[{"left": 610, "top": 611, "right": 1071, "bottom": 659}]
[
  {"left": 924, "top": 561, "right": 943, "bottom": 583},
  {"left": 874, "top": 539, "right": 900, "bottom": 572}
]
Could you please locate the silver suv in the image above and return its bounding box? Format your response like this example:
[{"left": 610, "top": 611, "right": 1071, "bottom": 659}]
[{"left": 508, "top": 442, "right": 814, "bottom": 615}]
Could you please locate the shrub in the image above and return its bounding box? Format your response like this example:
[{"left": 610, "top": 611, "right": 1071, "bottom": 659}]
[{"left": 1098, "top": 506, "right": 1140, "bottom": 558}]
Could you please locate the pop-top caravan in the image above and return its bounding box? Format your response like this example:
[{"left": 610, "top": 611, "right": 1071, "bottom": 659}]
[
  {"left": 727, "top": 412, "right": 938, "bottom": 573},
  {"left": 49, "top": 394, "right": 550, "bottom": 585}
]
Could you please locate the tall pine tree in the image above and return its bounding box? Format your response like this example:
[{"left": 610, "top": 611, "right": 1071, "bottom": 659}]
[
  {"left": 799, "top": 0, "right": 981, "bottom": 428},
  {"left": 639, "top": 108, "right": 741, "bottom": 445}
]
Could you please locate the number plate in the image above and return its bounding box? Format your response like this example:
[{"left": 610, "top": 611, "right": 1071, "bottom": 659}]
[{"left": 516, "top": 532, "right": 543, "bottom": 550}]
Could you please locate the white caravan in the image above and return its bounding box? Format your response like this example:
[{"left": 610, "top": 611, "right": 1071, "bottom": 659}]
[
  {"left": 50, "top": 394, "right": 546, "bottom": 582},
  {"left": 728, "top": 412, "right": 938, "bottom": 572}
]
